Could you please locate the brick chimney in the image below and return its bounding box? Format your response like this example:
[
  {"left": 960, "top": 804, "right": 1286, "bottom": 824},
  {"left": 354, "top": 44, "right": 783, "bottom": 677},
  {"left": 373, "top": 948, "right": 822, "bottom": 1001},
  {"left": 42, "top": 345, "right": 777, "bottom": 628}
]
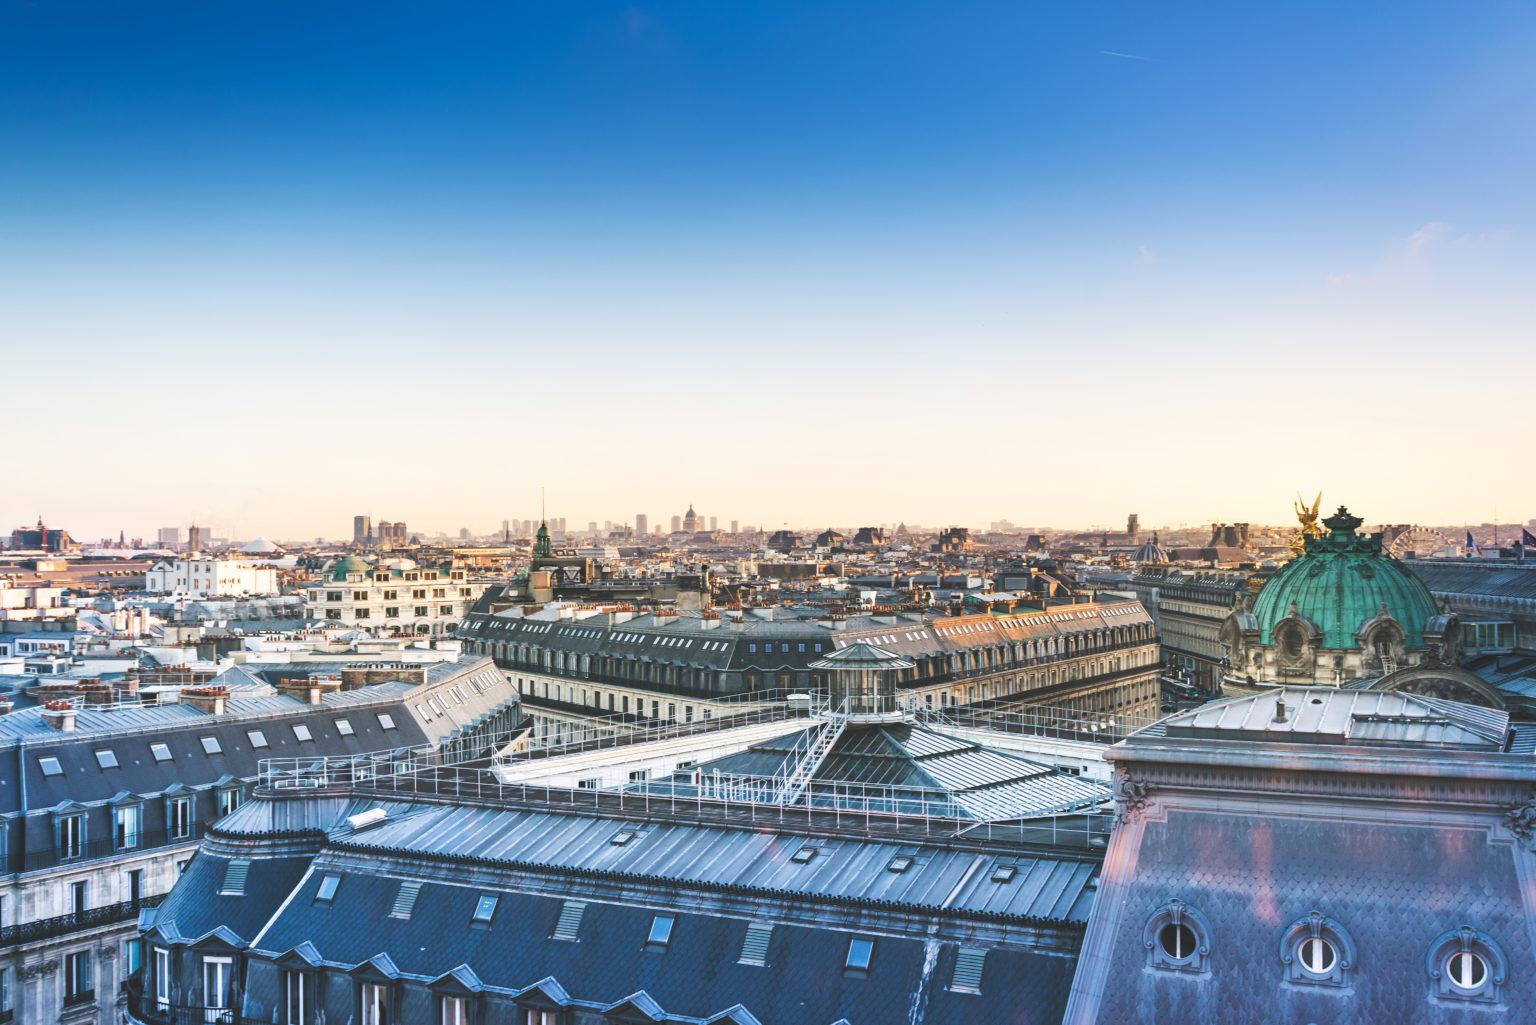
[
  {"left": 42, "top": 700, "right": 77, "bottom": 731},
  {"left": 181, "top": 686, "right": 229, "bottom": 715}
]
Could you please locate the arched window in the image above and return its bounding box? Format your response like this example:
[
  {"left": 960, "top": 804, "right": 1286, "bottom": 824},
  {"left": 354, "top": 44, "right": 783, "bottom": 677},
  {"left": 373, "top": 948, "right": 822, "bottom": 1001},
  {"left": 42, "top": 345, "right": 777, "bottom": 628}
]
[
  {"left": 1143, "top": 899, "right": 1212, "bottom": 974},
  {"left": 1279, "top": 912, "right": 1355, "bottom": 987},
  {"left": 1426, "top": 926, "right": 1506, "bottom": 1003}
]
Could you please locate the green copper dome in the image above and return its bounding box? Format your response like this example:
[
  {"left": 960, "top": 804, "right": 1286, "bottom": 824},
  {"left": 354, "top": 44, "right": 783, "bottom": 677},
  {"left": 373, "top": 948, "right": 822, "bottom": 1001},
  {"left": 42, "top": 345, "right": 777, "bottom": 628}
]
[
  {"left": 1252, "top": 506, "right": 1438, "bottom": 650},
  {"left": 326, "top": 555, "right": 374, "bottom": 581}
]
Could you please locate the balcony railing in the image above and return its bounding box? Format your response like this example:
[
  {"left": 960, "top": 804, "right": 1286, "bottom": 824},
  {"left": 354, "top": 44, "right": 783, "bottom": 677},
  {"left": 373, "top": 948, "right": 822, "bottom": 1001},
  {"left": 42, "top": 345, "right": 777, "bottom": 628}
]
[
  {"left": 19, "top": 828, "right": 196, "bottom": 874},
  {"left": 125, "top": 986, "right": 258, "bottom": 1025},
  {"left": 0, "top": 893, "right": 167, "bottom": 949}
]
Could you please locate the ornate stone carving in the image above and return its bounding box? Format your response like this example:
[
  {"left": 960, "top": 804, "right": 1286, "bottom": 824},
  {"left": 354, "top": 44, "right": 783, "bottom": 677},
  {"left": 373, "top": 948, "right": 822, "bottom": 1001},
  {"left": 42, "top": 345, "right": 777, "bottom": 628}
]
[
  {"left": 1503, "top": 794, "right": 1536, "bottom": 847},
  {"left": 20, "top": 959, "right": 58, "bottom": 980},
  {"left": 1114, "top": 775, "right": 1153, "bottom": 826}
]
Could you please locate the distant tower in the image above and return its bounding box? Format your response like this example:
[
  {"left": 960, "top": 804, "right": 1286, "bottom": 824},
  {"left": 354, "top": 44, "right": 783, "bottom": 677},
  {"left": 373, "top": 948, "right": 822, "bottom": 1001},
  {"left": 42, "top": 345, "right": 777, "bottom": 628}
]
[
  {"left": 1127, "top": 513, "right": 1140, "bottom": 545},
  {"left": 710, "top": 516, "right": 718, "bottom": 532},
  {"left": 730, "top": 519, "right": 738, "bottom": 534},
  {"left": 635, "top": 513, "right": 648, "bottom": 536},
  {"left": 671, "top": 515, "right": 682, "bottom": 533},
  {"left": 353, "top": 515, "right": 372, "bottom": 543},
  {"left": 502, "top": 519, "right": 510, "bottom": 542}
]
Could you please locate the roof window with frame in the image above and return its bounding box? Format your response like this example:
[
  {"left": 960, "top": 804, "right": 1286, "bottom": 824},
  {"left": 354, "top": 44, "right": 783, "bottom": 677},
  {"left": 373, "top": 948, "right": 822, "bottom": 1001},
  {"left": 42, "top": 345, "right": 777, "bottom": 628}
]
[
  {"left": 150, "top": 743, "right": 173, "bottom": 763},
  {"left": 845, "top": 937, "right": 874, "bottom": 977},
  {"left": 644, "top": 914, "right": 675, "bottom": 952}
]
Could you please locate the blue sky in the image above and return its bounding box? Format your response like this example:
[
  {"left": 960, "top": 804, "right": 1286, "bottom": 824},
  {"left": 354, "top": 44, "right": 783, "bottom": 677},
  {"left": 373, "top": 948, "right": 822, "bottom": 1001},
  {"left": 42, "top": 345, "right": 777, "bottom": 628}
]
[{"left": 3, "top": 2, "right": 1534, "bottom": 538}]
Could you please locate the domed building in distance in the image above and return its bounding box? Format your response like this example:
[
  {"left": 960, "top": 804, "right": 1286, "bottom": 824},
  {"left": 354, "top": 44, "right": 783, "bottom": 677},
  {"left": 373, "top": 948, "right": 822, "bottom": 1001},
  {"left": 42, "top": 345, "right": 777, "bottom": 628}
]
[{"left": 1220, "top": 506, "right": 1464, "bottom": 692}]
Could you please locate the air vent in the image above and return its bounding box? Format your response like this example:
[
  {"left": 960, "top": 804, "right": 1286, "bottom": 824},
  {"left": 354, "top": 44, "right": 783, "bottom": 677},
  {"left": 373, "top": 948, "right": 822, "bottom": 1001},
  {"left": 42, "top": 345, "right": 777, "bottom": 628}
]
[
  {"left": 220, "top": 859, "right": 250, "bottom": 895},
  {"left": 739, "top": 923, "right": 773, "bottom": 965},
  {"left": 390, "top": 880, "right": 423, "bottom": 919},
  {"left": 952, "top": 947, "right": 986, "bottom": 993},
  {"left": 552, "top": 900, "right": 587, "bottom": 940}
]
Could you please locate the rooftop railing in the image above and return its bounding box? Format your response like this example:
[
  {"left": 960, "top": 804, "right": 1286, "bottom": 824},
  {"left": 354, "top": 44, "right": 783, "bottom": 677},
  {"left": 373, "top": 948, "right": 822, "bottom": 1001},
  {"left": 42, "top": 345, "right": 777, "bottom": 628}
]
[
  {"left": 911, "top": 701, "right": 1158, "bottom": 745},
  {"left": 318, "top": 763, "right": 1111, "bottom": 850}
]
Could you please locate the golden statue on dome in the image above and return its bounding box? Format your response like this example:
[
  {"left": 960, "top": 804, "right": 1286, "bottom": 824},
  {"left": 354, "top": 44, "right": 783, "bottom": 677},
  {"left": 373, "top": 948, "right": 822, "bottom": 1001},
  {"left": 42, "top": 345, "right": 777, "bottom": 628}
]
[{"left": 1290, "top": 492, "right": 1323, "bottom": 556}]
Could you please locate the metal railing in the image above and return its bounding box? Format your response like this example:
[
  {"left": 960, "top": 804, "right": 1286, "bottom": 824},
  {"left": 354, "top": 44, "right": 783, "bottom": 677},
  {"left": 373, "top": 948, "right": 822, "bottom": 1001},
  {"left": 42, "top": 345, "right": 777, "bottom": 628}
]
[
  {"left": 125, "top": 986, "right": 258, "bottom": 1025},
  {"left": 507, "top": 699, "right": 819, "bottom": 763},
  {"left": 321, "top": 763, "right": 1111, "bottom": 849},
  {"left": 911, "top": 702, "right": 1159, "bottom": 745},
  {"left": 0, "top": 893, "right": 167, "bottom": 948},
  {"left": 18, "top": 829, "right": 196, "bottom": 874}
]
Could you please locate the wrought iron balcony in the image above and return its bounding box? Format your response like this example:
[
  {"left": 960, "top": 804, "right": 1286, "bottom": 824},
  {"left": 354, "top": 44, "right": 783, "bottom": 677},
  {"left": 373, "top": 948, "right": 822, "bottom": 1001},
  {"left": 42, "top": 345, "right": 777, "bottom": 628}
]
[{"left": 0, "top": 893, "right": 167, "bottom": 949}]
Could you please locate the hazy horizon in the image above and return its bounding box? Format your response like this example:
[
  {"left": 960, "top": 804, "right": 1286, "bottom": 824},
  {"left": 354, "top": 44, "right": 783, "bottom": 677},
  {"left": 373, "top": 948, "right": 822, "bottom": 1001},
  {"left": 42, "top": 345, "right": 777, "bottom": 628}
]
[{"left": 5, "top": 2, "right": 1533, "bottom": 539}]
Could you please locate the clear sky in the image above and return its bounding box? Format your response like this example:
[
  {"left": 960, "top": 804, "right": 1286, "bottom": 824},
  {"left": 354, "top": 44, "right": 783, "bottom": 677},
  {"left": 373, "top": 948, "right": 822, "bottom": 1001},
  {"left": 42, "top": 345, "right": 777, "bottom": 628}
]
[{"left": 3, "top": 2, "right": 1534, "bottom": 540}]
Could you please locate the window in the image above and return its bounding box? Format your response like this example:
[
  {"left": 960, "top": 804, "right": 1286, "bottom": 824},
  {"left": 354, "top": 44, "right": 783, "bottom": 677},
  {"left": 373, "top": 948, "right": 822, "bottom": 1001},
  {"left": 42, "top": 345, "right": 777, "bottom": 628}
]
[
  {"left": 441, "top": 995, "right": 468, "bottom": 1025},
  {"left": 114, "top": 803, "right": 142, "bottom": 849},
  {"left": 473, "top": 894, "right": 498, "bottom": 924},
  {"left": 1144, "top": 899, "right": 1212, "bottom": 974},
  {"left": 377, "top": 713, "right": 396, "bottom": 730},
  {"left": 525, "top": 1011, "right": 558, "bottom": 1025},
  {"left": 154, "top": 948, "right": 170, "bottom": 1010},
  {"left": 551, "top": 900, "right": 586, "bottom": 940},
  {"left": 990, "top": 865, "right": 1016, "bottom": 883},
  {"left": 65, "top": 950, "right": 93, "bottom": 1005},
  {"left": 1280, "top": 912, "right": 1355, "bottom": 987},
  {"left": 124, "top": 938, "right": 143, "bottom": 985},
  {"left": 887, "top": 855, "right": 913, "bottom": 873},
  {"left": 248, "top": 729, "right": 268, "bottom": 748},
  {"left": 204, "top": 956, "right": 233, "bottom": 1013},
  {"left": 415, "top": 606, "right": 429, "bottom": 616},
  {"left": 72, "top": 880, "right": 88, "bottom": 913},
  {"left": 315, "top": 874, "right": 341, "bottom": 904},
  {"left": 335, "top": 718, "right": 355, "bottom": 736},
  {"left": 285, "top": 970, "right": 315, "bottom": 1025},
  {"left": 739, "top": 922, "right": 773, "bottom": 965},
  {"left": 627, "top": 769, "right": 649, "bottom": 783},
  {"left": 293, "top": 724, "right": 313, "bottom": 742},
  {"left": 390, "top": 880, "right": 423, "bottom": 919},
  {"left": 1427, "top": 926, "right": 1506, "bottom": 1003},
  {"left": 59, "top": 814, "right": 84, "bottom": 860},
  {"left": 383, "top": 590, "right": 398, "bottom": 600},
  {"left": 327, "top": 591, "right": 343, "bottom": 602},
  {"left": 385, "top": 607, "right": 400, "bottom": 618},
  {"left": 39, "top": 756, "right": 63, "bottom": 777},
  {"left": 645, "top": 914, "right": 675, "bottom": 950},
  {"left": 151, "top": 743, "right": 173, "bottom": 762},
  {"left": 355, "top": 608, "right": 371, "bottom": 619},
  {"left": 353, "top": 590, "right": 369, "bottom": 602},
  {"left": 221, "top": 858, "right": 251, "bottom": 895},
  {"left": 169, "top": 796, "right": 193, "bottom": 839},
  {"left": 0, "top": 966, "right": 8, "bottom": 1018},
  {"left": 361, "top": 982, "right": 389, "bottom": 1025},
  {"left": 95, "top": 749, "right": 118, "bottom": 769},
  {"left": 846, "top": 937, "right": 874, "bottom": 975},
  {"left": 951, "top": 947, "right": 987, "bottom": 994},
  {"left": 218, "top": 787, "right": 242, "bottom": 817},
  {"left": 201, "top": 736, "right": 222, "bottom": 755},
  {"left": 790, "top": 846, "right": 818, "bottom": 864}
]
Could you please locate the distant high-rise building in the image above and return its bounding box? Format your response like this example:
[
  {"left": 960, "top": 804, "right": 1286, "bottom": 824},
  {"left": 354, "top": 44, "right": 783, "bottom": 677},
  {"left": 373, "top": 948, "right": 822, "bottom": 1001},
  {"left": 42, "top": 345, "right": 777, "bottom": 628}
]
[
  {"left": 187, "top": 524, "right": 210, "bottom": 552},
  {"left": 459, "top": 527, "right": 470, "bottom": 540},
  {"left": 521, "top": 519, "right": 533, "bottom": 536},
  {"left": 556, "top": 518, "right": 567, "bottom": 537},
  {"left": 353, "top": 515, "right": 372, "bottom": 543},
  {"left": 1127, "top": 513, "right": 1140, "bottom": 544},
  {"left": 730, "top": 519, "right": 738, "bottom": 534},
  {"left": 710, "top": 516, "right": 718, "bottom": 532},
  {"left": 654, "top": 524, "right": 663, "bottom": 535},
  {"left": 588, "top": 521, "right": 598, "bottom": 535},
  {"left": 157, "top": 526, "right": 181, "bottom": 547},
  {"left": 502, "top": 519, "right": 510, "bottom": 542},
  {"left": 635, "top": 514, "right": 648, "bottom": 536},
  {"left": 671, "top": 515, "right": 682, "bottom": 533}
]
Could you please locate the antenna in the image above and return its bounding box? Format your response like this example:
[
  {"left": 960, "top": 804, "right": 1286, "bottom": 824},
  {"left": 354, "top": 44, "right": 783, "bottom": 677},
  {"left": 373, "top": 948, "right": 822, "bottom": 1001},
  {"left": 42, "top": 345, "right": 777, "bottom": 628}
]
[{"left": 541, "top": 486, "right": 546, "bottom": 525}]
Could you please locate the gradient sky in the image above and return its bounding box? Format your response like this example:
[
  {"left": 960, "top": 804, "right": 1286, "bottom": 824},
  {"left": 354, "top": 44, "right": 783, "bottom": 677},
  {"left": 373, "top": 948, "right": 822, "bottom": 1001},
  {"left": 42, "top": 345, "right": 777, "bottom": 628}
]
[{"left": 4, "top": 2, "right": 1534, "bottom": 540}]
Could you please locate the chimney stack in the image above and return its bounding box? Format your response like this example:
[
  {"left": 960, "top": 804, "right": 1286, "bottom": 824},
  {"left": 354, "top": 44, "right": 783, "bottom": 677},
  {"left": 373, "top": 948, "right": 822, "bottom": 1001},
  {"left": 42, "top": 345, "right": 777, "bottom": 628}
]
[{"left": 42, "top": 700, "right": 77, "bottom": 731}]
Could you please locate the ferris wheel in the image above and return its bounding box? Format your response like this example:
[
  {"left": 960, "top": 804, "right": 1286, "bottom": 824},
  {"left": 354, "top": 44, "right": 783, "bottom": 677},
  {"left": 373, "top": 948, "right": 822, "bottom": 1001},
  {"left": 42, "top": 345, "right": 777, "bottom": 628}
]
[{"left": 1387, "top": 526, "right": 1450, "bottom": 559}]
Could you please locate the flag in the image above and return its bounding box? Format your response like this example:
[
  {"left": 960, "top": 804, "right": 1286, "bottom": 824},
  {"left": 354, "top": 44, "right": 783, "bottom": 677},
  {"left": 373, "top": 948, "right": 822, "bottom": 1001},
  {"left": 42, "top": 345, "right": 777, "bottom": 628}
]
[
  {"left": 1466, "top": 531, "right": 1482, "bottom": 557},
  {"left": 1524, "top": 527, "right": 1536, "bottom": 547}
]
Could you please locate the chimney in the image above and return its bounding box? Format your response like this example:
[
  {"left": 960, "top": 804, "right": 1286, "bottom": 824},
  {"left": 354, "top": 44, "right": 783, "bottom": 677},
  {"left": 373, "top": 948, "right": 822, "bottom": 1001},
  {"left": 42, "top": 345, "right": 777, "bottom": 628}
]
[
  {"left": 277, "top": 678, "right": 322, "bottom": 705},
  {"left": 42, "top": 700, "right": 77, "bottom": 731},
  {"left": 182, "top": 686, "right": 229, "bottom": 715},
  {"left": 1274, "top": 696, "right": 1288, "bottom": 724}
]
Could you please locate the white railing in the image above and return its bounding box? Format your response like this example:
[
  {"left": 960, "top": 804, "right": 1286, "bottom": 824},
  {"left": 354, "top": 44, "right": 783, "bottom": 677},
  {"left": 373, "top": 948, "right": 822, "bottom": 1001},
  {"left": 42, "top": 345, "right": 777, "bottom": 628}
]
[
  {"left": 315, "top": 763, "right": 1112, "bottom": 848},
  {"left": 910, "top": 702, "right": 1158, "bottom": 744}
]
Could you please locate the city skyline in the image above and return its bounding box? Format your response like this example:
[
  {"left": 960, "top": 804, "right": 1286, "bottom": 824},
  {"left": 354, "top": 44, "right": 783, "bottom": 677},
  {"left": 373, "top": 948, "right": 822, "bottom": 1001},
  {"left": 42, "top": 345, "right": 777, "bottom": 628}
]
[{"left": 5, "top": 2, "right": 1534, "bottom": 534}]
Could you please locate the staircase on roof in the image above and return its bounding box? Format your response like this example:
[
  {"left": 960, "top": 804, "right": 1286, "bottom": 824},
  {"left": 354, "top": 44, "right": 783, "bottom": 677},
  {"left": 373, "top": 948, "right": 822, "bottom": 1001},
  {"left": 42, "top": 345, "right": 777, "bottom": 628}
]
[{"left": 777, "top": 711, "right": 848, "bottom": 807}]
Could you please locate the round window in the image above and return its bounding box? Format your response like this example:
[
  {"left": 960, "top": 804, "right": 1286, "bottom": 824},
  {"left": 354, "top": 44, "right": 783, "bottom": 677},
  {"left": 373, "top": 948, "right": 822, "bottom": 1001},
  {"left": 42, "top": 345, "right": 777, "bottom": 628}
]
[
  {"left": 1297, "top": 936, "right": 1337, "bottom": 975},
  {"left": 1446, "top": 950, "right": 1488, "bottom": 991},
  {"left": 1158, "top": 922, "right": 1197, "bottom": 961}
]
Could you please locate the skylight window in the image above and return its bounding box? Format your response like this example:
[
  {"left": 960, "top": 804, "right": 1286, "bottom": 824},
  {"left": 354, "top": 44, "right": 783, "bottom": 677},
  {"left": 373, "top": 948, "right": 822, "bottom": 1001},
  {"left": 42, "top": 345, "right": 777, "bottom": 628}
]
[
  {"left": 200, "top": 736, "right": 222, "bottom": 755},
  {"left": 292, "top": 724, "right": 312, "bottom": 742},
  {"left": 552, "top": 900, "right": 587, "bottom": 940},
  {"left": 846, "top": 937, "right": 874, "bottom": 973},
  {"left": 790, "top": 846, "right": 818, "bottom": 864},
  {"left": 247, "top": 729, "right": 268, "bottom": 749},
  {"left": 646, "top": 915, "right": 675, "bottom": 949},
  {"left": 390, "top": 879, "right": 423, "bottom": 919},
  {"left": 990, "top": 865, "right": 1017, "bottom": 883},
  {"left": 377, "top": 713, "right": 396, "bottom": 730},
  {"left": 739, "top": 923, "right": 773, "bottom": 965},
  {"left": 610, "top": 829, "right": 637, "bottom": 846},
  {"left": 39, "top": 756, "right": 63, "bottom": 777},
  {"left": 887, "top": 856, "right": 913, "bottom": 873},
  {"left": 150, "top": 743, "right": 173, "bottom": 762},
  {"left": 95, "top": 749, "right": 118, "bottom": 769},
  {"left": 472, "top": 894, "right": 498, "bottom": 924},
  {"left": 220, "top": 859, "right": 251, "bottom": 895},
  {"left": 315, "top": 874, "right": 340, "bottom": 904},
  {"left": 951, "top": 948, "right": 987, "bottom": 993},
  {"left": 334, "top": 718, "right": 354, "bottom": 736}
]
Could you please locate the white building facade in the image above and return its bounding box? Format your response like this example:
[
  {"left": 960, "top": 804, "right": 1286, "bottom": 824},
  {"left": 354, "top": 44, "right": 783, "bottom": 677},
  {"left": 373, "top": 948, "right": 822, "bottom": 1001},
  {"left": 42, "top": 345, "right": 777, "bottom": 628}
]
[{"left": 143, "top": 558, "right": 278, "bottom": 599}]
